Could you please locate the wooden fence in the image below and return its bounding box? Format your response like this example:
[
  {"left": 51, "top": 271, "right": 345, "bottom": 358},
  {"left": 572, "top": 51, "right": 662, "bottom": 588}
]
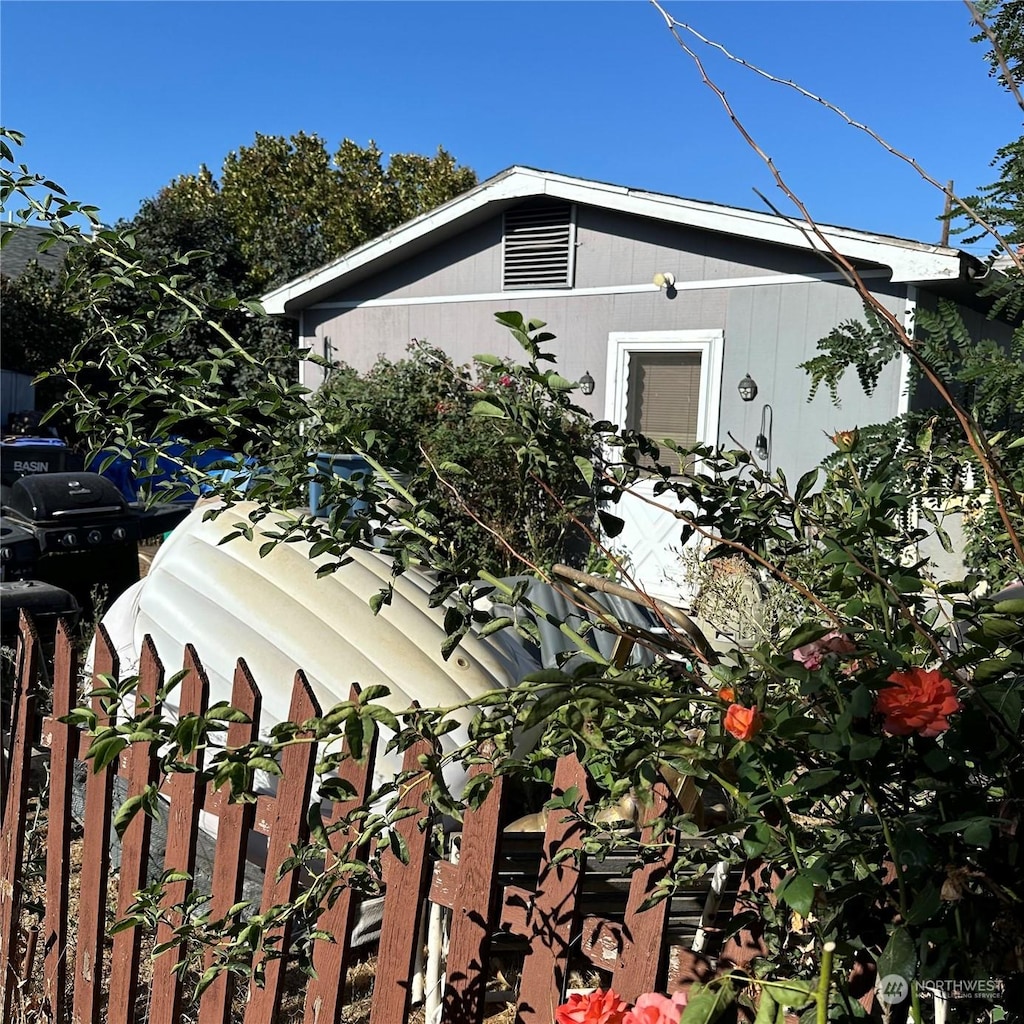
[{"left": 1, "top": 613, "right": 774, "bottom": 1024}]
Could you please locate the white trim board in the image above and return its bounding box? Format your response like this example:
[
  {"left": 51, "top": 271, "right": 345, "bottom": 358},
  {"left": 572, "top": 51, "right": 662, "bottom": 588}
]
[
  {"left": 897, "top": 284, "right": 917, "bottom": 417},
  {"left": 309, "top": 269, "right": 888, "bottom": 311}
]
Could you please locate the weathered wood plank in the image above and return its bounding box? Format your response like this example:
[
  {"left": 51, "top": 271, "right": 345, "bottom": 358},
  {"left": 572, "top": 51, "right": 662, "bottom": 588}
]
[
  {"left": 71, "top": 623, "right": 119, "bottom": 1024},
  {"left": 107, "top": 637, "right": 164, "bottom": 1024},
  {"left": 244, "top": 672, "right": 320, "bottom": 1024},
  {"left": 440, "top": 755, "right": 505, "bottom": 1024},
  {"left": 0, "top": 613, "right": 40, "bottom": 1021},
  {"left": 42, "top": 619, "right": 78, "bottom": 1023},
  {"left": 503, "top": 752, "right": 589, "bottom": 1024},
  {"left": 303, "top": 683, "right": 378, "bottom": 1024},
  {"left": 198, "top": 659, "right": 261, "bottom": 1024},
  {"left": 609, "top": 780, "right": 676, "bottom": 1000},
  {"left": 368, "top": 733, "right": 436, "bottom": 1024},
  {"left": 149, "top": 645, "right": 209, "bottom": 1024}
]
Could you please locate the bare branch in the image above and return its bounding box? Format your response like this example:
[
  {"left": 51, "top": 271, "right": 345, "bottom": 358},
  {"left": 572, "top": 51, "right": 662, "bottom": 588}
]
[{"left": 650, "top": 0, "right": 1023, "bottom": 272}]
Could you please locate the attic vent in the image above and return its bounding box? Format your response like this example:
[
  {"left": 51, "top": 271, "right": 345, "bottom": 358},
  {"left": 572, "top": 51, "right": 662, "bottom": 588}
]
[{"left": 502, "top": 203, "right": 575, "bottom": 289}]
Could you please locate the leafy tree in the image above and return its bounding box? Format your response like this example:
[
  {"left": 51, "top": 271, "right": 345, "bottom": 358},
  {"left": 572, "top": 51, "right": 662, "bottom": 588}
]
[{"left": 216, "top": 133, "right": 476, "bottom": 292}]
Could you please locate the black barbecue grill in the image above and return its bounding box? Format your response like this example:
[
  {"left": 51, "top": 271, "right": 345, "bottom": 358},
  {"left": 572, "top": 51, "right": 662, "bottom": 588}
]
[{"left": 1, "top": 471, "right": 190, "bottom": 625}]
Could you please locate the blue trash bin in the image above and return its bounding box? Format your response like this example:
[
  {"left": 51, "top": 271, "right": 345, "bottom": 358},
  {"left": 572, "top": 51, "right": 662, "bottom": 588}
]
[{"left": 308, "top": 453, "right": 374, "bottom": 519}]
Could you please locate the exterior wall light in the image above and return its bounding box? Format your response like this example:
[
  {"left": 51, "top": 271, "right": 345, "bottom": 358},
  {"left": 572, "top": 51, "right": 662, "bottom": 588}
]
[
  {"left": 738, "top": 373, "right": 758, "bottom": 402},
  {"left": 579, "top": 370, "right": 596, "bottom": 396}
]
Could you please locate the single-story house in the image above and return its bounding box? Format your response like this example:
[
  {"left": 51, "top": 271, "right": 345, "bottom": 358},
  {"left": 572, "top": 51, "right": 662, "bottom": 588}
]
[{"left": 262, "top": 167, "right": 1011, "bottom": 600}]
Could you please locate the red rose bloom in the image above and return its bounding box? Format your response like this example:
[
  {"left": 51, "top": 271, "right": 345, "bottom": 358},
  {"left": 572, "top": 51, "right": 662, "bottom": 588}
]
[
  {"left": 724, "top": 704, "right": 763, "bottom": 741},
  {"left": 876, "top": 667, "right": 961, "bottom": 738},
  {"left": 555, "top": 989, "right": 629, "bottom": 1024},
  {"left": 718, "top": 686, "right": 736, "bottom": 702}
]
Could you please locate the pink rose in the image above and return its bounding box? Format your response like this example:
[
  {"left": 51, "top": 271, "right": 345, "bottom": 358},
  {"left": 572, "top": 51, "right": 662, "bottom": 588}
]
[
  {"left": 624, "top": 991, "right": 688, "bottom": 1024},
  {"left": 792, "top": 631, "right": 856, "bottom": 671}
]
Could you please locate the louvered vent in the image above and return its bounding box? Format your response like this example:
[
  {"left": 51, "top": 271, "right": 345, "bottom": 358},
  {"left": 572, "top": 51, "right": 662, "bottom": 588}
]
[{"left": 502, "top": 203, "right": 575, "bottom": 289}]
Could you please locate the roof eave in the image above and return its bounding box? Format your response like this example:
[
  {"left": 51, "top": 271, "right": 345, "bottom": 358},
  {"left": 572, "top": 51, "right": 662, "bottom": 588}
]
[{"left": 261, "top": 166, "right": 969, "bottom": 315}]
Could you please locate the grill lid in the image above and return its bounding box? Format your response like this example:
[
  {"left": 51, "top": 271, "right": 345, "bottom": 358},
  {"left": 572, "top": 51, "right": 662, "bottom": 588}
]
[{"left": 4, "top": 472, "right": 129, "bottom": 522}]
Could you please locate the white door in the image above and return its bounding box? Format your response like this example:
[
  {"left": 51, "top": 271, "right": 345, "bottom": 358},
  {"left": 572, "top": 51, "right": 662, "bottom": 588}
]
[{"left": 604, "top": 330, "right": 723, "bottom": 606}]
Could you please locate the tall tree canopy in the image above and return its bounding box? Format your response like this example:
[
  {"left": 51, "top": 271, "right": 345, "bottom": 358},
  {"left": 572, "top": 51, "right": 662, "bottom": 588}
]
[{"left": 2, "top": 133, "right": 475, "bottom": 431}]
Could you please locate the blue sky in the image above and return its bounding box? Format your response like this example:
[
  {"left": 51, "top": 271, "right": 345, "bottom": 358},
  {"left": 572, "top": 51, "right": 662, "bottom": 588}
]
[{"left": 1, "top": 1, "right": 1014, "bottom": 252}]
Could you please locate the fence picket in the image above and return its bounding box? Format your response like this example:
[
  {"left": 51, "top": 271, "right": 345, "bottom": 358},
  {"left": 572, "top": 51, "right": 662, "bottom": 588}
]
[
  {"left": 41, "top": 620, "right": 78, "bottom": 1024},
  {"left": 303, "top": 684, "right": 378, "bottom": 1024},
  {"left": 71, "top": 623, "right": 119, "bottom": 1024},
  {"left": 198, "top": 660, "right": 261, "bottom": 1024},
  {"left": 107, "top": 637, "right": 165, "bottom": 1024},
  {"left": 502, "top": 752, "right": 589, "bottom": 1024},
  {"left": 244, "top": 672, "right": 320, "bottom": 1024},
  {"left": 437, "top": 756, "right": 505, "bottom": 1024},
  {"left": 149, "top": 645, "right": 209, "bottom": 1024},
  {"left": 368, "top": 733, "right": 436, "bottom": 1024},
  {"left": 607, "top": 780, "right": 676, "bottom": 1000},
  {"left": 0, "top": 613, "right": 39, "bottom": 1021}
]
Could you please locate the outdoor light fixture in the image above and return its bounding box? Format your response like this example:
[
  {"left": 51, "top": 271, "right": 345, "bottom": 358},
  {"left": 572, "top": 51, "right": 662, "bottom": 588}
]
[
  {"left": 738, "top": 373, "right": 758, "bottom": 402},
  {"left": 755, "top": 404, "right": 774, "bottom": 469},
  {"left": 653, "top": 271, "right": 676, "bottom": 289},
  {"left": 579, "top": 370, "right": 596, "bottom": 396}
]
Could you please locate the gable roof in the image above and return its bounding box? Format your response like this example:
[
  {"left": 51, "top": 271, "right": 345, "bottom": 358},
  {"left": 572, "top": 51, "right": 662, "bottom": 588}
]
[
  {"left": 262, "top": 165, "right": 980, "bottom": 317},
  {"left": 0, "top": 223, "right": 74, "bottom": 280}
]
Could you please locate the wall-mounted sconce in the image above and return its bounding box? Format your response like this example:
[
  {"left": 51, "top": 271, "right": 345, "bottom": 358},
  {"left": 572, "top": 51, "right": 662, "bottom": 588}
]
[
  {"left": 738, "top": 373, "right": 758, "bottom": 402},
  {"left": 653, "top": 271, "right": 677, "bottom": 298},
  {"left": 578, "top": 370, "right": 595, "bottom": 396}
]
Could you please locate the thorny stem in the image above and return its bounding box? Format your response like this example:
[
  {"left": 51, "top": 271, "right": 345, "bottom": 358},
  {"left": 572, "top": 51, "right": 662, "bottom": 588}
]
[
  {"left": 844, "top": 454, "right": 893, "bottom": 642},
  {"left": 816, "top": 941, "right": 837, "bottom": 1024},
  {"left": 649, "top": 0, "right": 1024, "bottom": 569}
]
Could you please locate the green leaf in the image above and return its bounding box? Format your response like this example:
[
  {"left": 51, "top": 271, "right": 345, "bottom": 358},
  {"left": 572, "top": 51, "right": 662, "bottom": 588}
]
[
  {"left": 679, "top": 978, "right": 736, "bottom": 1024},
  {"left": 753, "top": 990, "right": 777, "bottom": 1024},
  {"left": 470, "top": 399, "right": 506, "bottom": 418},
  {"left": 574, "top": 455, "right": 595, "bottom": 486},
  {"left": 876, "top": 926, "right": 916, "bottom": 983},
  {"left": 776, "top": 870, "right": 815, "bottom": 916}
]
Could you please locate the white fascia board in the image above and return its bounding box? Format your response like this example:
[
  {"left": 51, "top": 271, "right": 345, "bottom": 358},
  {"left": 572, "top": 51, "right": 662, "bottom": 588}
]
[
  {"left": 262, "top": 167, "right": 965, "bottom": 315},
  {"left": 534, "top": 174, "right": 964, "bottom": 283}
]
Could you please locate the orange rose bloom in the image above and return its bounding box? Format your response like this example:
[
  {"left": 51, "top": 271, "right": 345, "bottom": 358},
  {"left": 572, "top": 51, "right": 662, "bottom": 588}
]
[
  {"left": 724, "top": 704, "right": 763, "bottom": 741},
  {"left": 718, "top": 686, "right": 736, "bottom": 702},
  {"left": 876, "top": 667, "right": 961, "bottom": 738}
]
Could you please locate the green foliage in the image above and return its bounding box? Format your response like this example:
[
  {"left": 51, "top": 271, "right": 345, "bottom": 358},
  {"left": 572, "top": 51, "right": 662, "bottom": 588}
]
[
  {"left": 800, "top": 303, "right": 899, "bottom": 403},
  {"left": 312, "top": 337, "right": 596, "bottom": 577}
]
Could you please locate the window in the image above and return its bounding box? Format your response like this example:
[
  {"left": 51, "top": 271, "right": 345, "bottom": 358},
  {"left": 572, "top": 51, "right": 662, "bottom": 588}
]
[
  {"left": 502, "top": 202, "right": 575, "bottom": 289},
  {"left": 607, "top": 330, "right": 723, "bottom": 474}
]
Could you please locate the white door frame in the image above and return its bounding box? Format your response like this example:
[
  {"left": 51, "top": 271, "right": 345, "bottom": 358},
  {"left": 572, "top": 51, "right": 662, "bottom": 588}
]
[
  {"left": 602, "top": 329, "right": 724, "bottom": 604},
  {"left": 604, "top": 329, "right": 724, "bottom": 445}
]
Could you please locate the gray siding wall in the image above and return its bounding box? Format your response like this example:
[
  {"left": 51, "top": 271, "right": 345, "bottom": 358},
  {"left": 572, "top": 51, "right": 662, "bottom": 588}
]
[{"left": 301, "top": 206, "right": 910, "bottom": 479}]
